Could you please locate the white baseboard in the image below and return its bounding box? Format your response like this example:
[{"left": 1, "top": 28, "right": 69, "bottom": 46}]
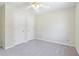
[
  {"left": 4, "top": 44, "right": 16, "bottom": 49},
  {"left": 75, "top": 47, "right": 79, "bottom": 55},
  {"left": 4, "top": 39, "right": 33, "bottom": 50},
  {"left": 35, "top": 37, "right": 74, "bottom": 47},
  {"left": 4, "top": 37, "right": 74, "bottom": 49}
]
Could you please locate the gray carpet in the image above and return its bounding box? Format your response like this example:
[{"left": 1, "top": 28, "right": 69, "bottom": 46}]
[{"left": 0, "top": 39, "right": 78, "bottom": 56}]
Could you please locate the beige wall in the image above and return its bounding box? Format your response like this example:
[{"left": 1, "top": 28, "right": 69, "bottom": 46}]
[
  {"left": 2, "top": 5, "right": 5, "bottom": 48},
  {"left": 75, "top": 3, "right": 79, "bottom": 54},
  {"left": 35, "top": 7, "right": 75, "bottom": 46},
  {"left": 0, "top": 6, "right": 2, "bottom": 47},
  {"left": 0, "top": 5, "right": 5, "bottom": 48},
  {"left": 4, "top": 3, "right": 16, "bottom": 48}
]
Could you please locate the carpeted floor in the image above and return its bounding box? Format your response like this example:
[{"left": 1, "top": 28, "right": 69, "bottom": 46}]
[{"left": 0, "top": 39, "right": 78, "bottom": 56}]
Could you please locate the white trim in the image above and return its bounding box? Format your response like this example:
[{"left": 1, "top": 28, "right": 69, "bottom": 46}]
[
  {"left": 4, "top": 37, "right": 74, "bottom": 49},
  {"left": 75, "top": 47, "right": 79, "bottom": 55},
  {"left": 4, "top": 39, "right": 32, "bottom": 49},
  {"left": 35, "top": 37, "right": 74, "bottom": 47}
]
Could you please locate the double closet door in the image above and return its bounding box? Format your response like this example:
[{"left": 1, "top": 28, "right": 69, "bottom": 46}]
[{"left": 13, "top": 10, "right": 34, "bottom": 45}]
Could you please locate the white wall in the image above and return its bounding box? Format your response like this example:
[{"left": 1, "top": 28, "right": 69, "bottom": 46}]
[
  {"left": 35, "top": 7, "right": 75, "bottom": 46},
  {"left": 0, "top": 2, "right": 76, "bottom": 49},
  {"left": 4, "top": 3, "right": 34, "bottom": 49},
  {"left": 75, "top": 3, "right": 79, "bottom": 54}
]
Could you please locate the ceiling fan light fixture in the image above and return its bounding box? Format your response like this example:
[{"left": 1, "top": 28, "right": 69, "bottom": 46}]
[{"left": 32, "top": 2, "right": 41, "bottom": 9}]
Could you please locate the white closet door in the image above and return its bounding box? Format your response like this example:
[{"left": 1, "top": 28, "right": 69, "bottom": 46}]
[{"left": 14, "top": 10, "right": 26, "bottom": 44}]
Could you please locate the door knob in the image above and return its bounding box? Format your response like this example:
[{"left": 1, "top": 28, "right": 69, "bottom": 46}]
[{"left": 22, "top": 30, "right": 24, "bottom": 32}]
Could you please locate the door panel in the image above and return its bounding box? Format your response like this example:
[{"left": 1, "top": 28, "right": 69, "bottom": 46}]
[{"left": 14, "top": 11, "right": 26, "bottom": 44}]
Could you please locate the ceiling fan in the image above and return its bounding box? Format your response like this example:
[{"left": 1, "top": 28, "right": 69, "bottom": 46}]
[{"left": 25, "top": 2, "right": 50, "bottom": 12}]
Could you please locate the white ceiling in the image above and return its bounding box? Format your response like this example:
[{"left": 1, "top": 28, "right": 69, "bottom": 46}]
[
  {"left": 21, "top": 2, "right": 76, "bottom": 14},
  {"left": 0, "top": 2, "right": 76, "bottom": 7},
  {"left": 0, "top": 2, "right": 76, "bottom": 13},
  {"left": 41, "top": 2, "right": 76, "bottom": 9},
  {"left": 22, "top": 2, "right": 75, "bottom": 14},
  {"left": 35, "top": 2, "right": 76, "bottom": 13}
]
